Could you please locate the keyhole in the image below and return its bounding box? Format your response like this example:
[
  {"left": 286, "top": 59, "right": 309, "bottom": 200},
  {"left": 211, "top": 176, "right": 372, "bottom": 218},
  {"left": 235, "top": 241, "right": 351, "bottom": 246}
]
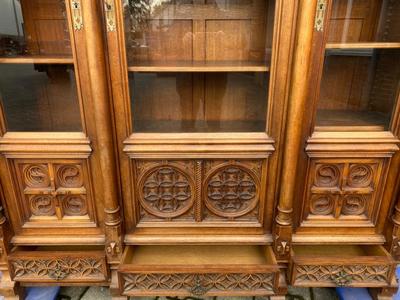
[{"left": 73, "top": 1, "right": 79, "bottom": 9}]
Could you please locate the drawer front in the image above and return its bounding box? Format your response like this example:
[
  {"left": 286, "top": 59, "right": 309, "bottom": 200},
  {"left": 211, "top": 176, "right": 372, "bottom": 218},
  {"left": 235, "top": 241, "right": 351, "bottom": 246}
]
[
  {"left": 291, "top": 263, "right": 392, "bottom": 287},
  {"left": 9, "top": 250, "right": 108, "bottom": 283},
  {"left": 120, "top": 271, "right": 277, "bottom": 296}
]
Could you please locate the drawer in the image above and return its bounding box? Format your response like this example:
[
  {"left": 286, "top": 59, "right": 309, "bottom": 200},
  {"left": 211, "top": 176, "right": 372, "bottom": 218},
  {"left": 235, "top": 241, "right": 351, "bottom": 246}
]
[
  {"left": 290, "top": 245, "right": 395, "bottom": 287},
  {"left": 118, "top": 245, "right": 279, "bottom": 297},
  {"left": 8, "top": 246, "right": 108, "bottom": 284}
]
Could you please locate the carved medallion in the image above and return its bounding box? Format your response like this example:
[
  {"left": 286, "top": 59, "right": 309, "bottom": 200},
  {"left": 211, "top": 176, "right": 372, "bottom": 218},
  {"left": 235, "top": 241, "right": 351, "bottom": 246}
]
[
  {"left": 310, "top": 194, "right": 334, "bottom": 215},
  {"left": 62, "top": 195, "right": 87, "bottom": 216},
  {"left": 23, "top": 164, "right": 50, "bottom": 188},
  {"left": 204, "top": 165, "right": 259, "bottom": 218},
  {"left": 314, "top": 164, "right": 340, "bottom": 188},
  {"left": 29, "top": 195, "right": 55, "bottom": 216},
  {"left": 347, "top": 164, "right": 373, "bottom": 188},
  {"left": 56, "top": 165, "right": 83, "bottom": 188},
  {"left": 138, "top": 166, "right": 194, "bottom": 218},
  {"left": 341, "top": 194, "right": 367, "bottom": 216}
]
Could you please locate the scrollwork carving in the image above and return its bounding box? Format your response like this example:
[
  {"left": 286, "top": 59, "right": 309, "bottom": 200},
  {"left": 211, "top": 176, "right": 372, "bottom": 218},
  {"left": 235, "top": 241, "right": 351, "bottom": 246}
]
[
  {"left": 122, "top": 272, "right": 274, "bottom": 295},
  {"left": 56, "top": 165, "right": 83, "bottom": 188},
  {"left": 341, "top": 194, "right": 367, "bottom": 216},
  {"left": 62, "top": 195, "right": 87, "bottom": 216},
  {"left": 29, "top": 195, "right": 56, "bottom": 216},
  {"left": 23, "top": 164, "right": 50, "bottom": 188},
  {"left": 314, "top": 164, "right": 340, "bottom": 188},
  {"left": 139, "top": 166, "right": 194, "bottom": 218},
  {"left": 310, "top": 194, "right": 334, "bottom": 215},
  {"left": 347, "top": 164, "right": 373, "bottom": 188},
  {"left": 204, "top": 165, "right": 259, "bottom": 218}
]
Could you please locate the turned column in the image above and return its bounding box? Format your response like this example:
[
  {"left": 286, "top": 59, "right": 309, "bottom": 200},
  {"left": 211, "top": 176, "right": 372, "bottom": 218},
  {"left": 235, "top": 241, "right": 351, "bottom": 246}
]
[
  {"left": 274, "top": 0, "right": 317, "bottom": 260},
  {"left": 82, "top": 0, "right": 123, "bottom": 263}
]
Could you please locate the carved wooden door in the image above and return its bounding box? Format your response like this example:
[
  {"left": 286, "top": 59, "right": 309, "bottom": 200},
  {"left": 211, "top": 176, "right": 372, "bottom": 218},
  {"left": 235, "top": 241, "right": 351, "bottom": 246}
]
[
  {"left": 294, "top": 0, "right": 400, "bottom": 243},
  {"left": 104, "top": 0, "right": 296, "bottom": 242},
  {"left": 0, "top": 0, "right": 106, "bottom": 245}
]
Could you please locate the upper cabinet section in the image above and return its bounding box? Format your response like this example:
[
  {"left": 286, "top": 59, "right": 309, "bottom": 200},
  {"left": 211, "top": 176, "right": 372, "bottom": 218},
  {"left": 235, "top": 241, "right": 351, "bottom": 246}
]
[
  {"left": 0, "top": 0, "right": 82, "bottom": 132},
  {"left": 313, "top": 0, "right": 400, "bottom": 132},
  {"left": 123, "top": 0, "right": 275, "bottom": 133}
]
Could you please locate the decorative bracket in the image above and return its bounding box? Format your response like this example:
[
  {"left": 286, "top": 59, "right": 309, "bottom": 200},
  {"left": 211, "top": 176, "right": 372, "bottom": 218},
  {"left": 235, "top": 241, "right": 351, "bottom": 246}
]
[
  {"left": 104, "top": 0, "right": 116, "bottom": 32},
  {"left": 71, "top": 0, "right": 83, "bottom": 30},
  {"left": 314, "top": 0, "right": 327, "bottom": 32}
]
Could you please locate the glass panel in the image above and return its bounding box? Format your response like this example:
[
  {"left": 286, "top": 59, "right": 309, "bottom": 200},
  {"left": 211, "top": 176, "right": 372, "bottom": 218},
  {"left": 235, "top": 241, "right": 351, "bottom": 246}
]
[
  {"left": 0, "top": 0, "right": 82, "bottom": 132},
  {"left": 124, "top": 0, "right": 275, "bottom": 133},
  {"left": 316, "top": 0, "right": 400, "bottom": 130}
]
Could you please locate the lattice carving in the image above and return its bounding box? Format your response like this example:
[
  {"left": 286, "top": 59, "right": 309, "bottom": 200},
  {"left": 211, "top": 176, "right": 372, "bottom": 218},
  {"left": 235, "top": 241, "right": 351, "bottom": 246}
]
[
  {"left": 11, "top": 257, "right": 105, "bottom": 281},
  {"left": 138, "top": 165, "right": 194, "bottom": 218},
  {"left": 204, "top": 165, "right": 259, "bottom": 218},
  {"left": 62, "top": 195, "right": 87, "bottom": 216},
  {"left": 56, "top": 165, "right": 83, "bottom": 188},
  {"left": 23, "top": 164, "right": 50, "bottom": 188},
  {"left": 294, "top": 264, "right": 391, "bottom": 286},
  {"left": 310, "top": 194, "right": 334, "bottom": 215},
  {"left": 122, "top": 273, "right": 274, "bottom": 295},
  {"left": 347, "top": 164, "right": 373, "bottom": 188},
  {"left": 314, "top": 164, "right": 340, "bottom": 187},
  {"left": 29, "top": 195, "right": 56, "bottom": 216}
]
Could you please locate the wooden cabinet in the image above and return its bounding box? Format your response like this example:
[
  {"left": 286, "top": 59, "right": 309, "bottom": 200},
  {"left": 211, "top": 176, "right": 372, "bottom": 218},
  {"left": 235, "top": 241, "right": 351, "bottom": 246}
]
[{"left": 0, "top": 0, "right": 399, "bottom": 298}]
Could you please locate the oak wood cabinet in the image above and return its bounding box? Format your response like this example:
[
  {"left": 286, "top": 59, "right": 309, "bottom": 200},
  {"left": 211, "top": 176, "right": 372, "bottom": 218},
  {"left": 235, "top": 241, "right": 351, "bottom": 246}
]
[{"left": 0, "top": 0, "right": 399, "bottom": 298}]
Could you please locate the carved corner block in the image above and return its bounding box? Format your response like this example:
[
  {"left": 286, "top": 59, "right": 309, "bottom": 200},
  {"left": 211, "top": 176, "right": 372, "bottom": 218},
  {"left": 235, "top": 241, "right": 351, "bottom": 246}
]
[{"left": 273, "top": 224, "right": 292, "bottom": 261}]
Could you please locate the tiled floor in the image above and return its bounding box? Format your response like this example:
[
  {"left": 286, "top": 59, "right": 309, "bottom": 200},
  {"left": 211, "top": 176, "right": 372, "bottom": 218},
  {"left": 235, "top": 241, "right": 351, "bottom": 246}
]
[{"left": 57, "top": 286, "right": 339, "bottom": 300}]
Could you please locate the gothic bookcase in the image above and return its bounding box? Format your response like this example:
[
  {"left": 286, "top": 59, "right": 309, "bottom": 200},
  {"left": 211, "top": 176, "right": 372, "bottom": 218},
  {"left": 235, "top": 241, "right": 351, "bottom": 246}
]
[{"left": 0, "top": 0, "right": 399, "bottom": 299}]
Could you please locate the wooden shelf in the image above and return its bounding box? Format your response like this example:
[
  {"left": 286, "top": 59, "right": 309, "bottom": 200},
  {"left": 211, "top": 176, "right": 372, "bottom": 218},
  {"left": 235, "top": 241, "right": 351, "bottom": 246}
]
[
  {"left": 315, "top": 109, "right": 390, "bottom": 131},
  {"left": 326, "top": 42, "right": 400, "bottom": 49},
  {"left": 0, "top": 55, "right": 74, "bottom": 64},
  {"left": 128, "top": 61, "right": 269, "bottom": 72}
]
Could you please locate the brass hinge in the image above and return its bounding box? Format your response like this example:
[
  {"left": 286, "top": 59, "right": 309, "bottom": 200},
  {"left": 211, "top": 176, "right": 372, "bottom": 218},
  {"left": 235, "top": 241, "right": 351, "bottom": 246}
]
[
  {"left": 104, "top": 0, "right": 116, "bottom": 32},
  {"left": 71, "top": 0, "right": 83, "bottom": 30},
  {"left": 314, "top": 0, "right": 327, "bottom": 32}
]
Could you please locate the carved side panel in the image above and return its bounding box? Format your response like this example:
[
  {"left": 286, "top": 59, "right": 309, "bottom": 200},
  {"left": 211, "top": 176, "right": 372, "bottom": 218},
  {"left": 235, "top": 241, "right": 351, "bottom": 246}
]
[
  {"left": 302, "top": 159, "right": 384, "bottom": 226},
  {"left": 133, "top": 159, "right": 264, "bottom": 224},
  {"left": 292, "top": 264, "right": 391, "bottom": 287},
  {"left": 13, "top": 159, "right": 95, "bottom": 227},
  {"left": 121, "top": 272, "right": 274, "bottom": 296}
]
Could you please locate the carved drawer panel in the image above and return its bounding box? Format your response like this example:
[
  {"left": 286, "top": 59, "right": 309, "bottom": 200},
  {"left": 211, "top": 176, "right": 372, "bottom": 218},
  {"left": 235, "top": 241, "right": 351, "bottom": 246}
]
[
  {"left": 118, "top": 245, "right": 279, "bottom": 296},
  {"left": 290, "top": 245, "right": 394, "bottom": 287},
  {"left": 301, "top": 158, "right": 386, "bottom": 226},
  {"left": 133, "top": 159, "right": 265, "bottom": 224},
  {"left": 9, "top": 246, "right": 108, "bottom": 283},
  {"left": 12, "top": 159, "right": 96, "bottom": 227}
]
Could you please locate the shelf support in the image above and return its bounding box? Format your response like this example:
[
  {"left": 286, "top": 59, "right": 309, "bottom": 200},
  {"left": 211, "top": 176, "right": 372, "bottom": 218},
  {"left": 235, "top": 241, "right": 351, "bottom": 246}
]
[{"left": 274, "top": 0, "right": 318, "bottom": 260}]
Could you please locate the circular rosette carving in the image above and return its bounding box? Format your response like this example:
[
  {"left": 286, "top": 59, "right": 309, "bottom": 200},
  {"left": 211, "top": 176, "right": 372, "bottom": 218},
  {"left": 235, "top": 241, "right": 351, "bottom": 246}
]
[
  {"left": 342, "top": 194, "right": 367, "bottom": 215},
  {"left": 138, "top": 165, "right": 194, "bottom": 218},
  {"left": 23, "top": 164, "right": 50, "bottom": 188},
  {"left": 62, "top": 195, "right": 88, "bottom": 216},
  {"left": 204, "top": 164, "right": 259, "bottom": 218},
  {"left": 57, "top": 165, "right": 83, "bottom": 188},
  {"left": 310, "top": 194, "right": 334, "bottom": 215},
  {"left": 347, "top": 164, "right": 373, "bottom": 188},
  {"left": 29, "top": 195, "right": 55, "bottom": 216},
  {"left": 314, "top": 164, "right": 340, "bottom": 187}
]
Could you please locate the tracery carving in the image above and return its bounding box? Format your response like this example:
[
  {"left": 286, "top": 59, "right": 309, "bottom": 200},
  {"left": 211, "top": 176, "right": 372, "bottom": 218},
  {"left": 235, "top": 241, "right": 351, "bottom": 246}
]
[
  {"left": 347, "top": 164, "right": 373, "bottom": 188},
  {"left": 204, "top": 165, "right": 259, "bottom": 218},
  {"left": 122, "top": 272, "right": 274, "bottom": 295},
  {"left": 314, "top": 164, "right": 340, "bottom": 187},
  {"left": 62, "top": 195, "right": 87, "bottom": 216},
  {"left": 310, "top": 194, "right": 334, "bottom": 215},
  {"left": 56, "top": 165, "right": 83, "bottom": 188},
  {"left": 11, "top": 257, "right": 105, "bottom": 280},
  {"left": 341, "top": 194, "right": 367, "bottom": 216},
  {"left": 139, "top": 166, "right": 194, "bottom": 218},
  {"left": 29, "top": 195, "right": 55, "bottom": 216},
  {"left": 23, "top": 164, "right": 50, "bottom": 188},
  {"left": 294, "top": 265, "right": 390, "bottom": 285}
]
